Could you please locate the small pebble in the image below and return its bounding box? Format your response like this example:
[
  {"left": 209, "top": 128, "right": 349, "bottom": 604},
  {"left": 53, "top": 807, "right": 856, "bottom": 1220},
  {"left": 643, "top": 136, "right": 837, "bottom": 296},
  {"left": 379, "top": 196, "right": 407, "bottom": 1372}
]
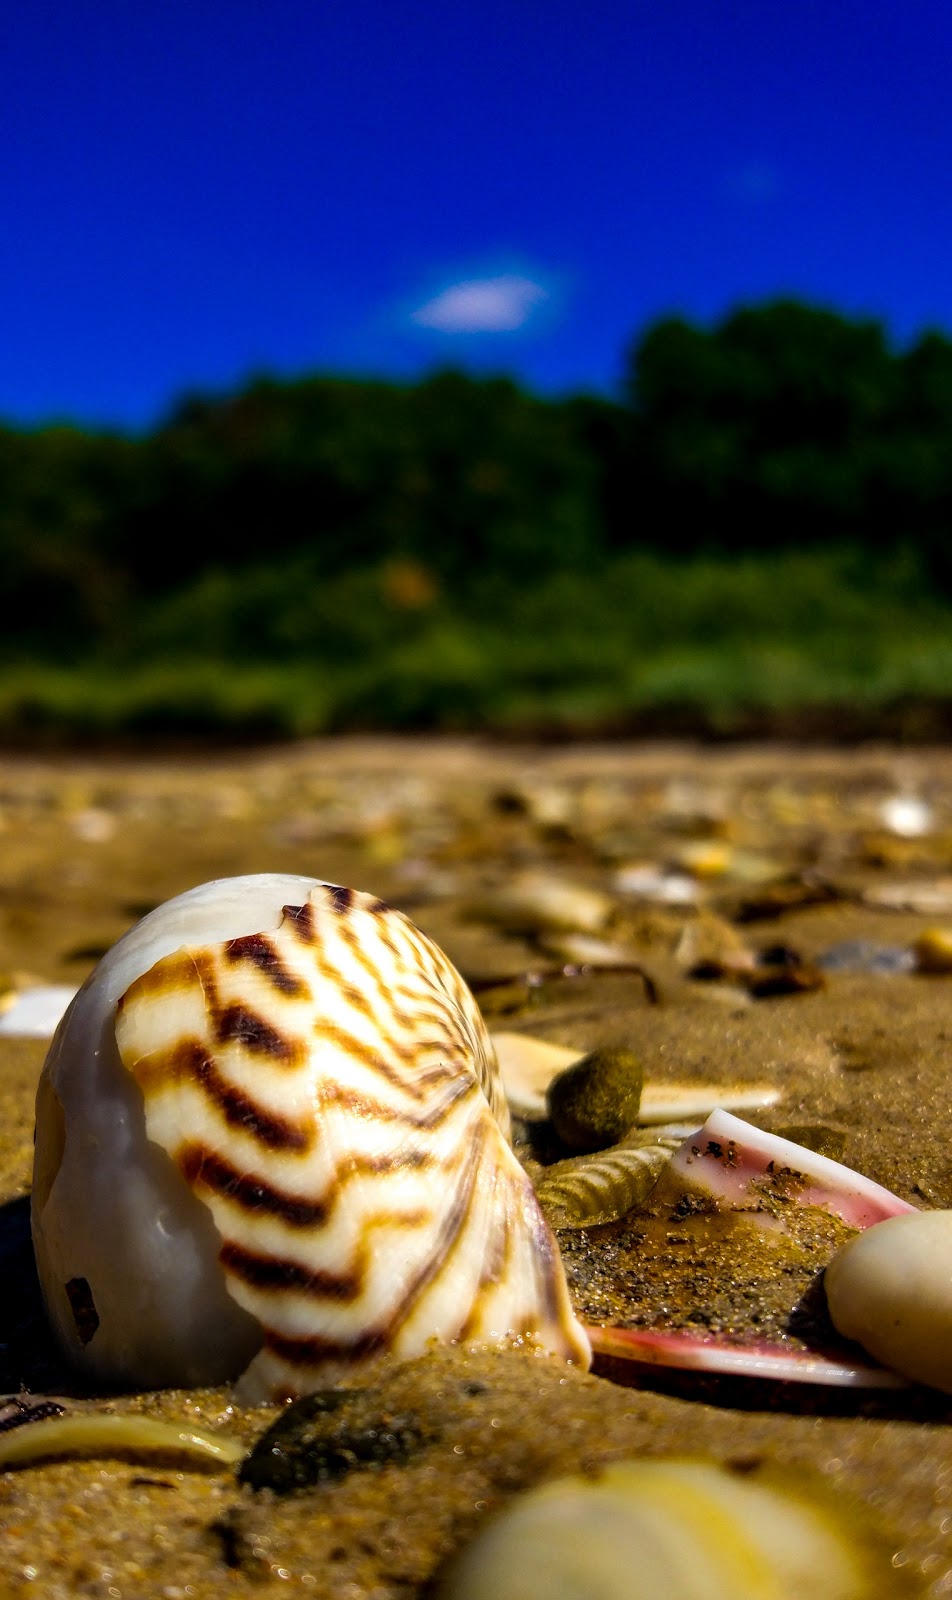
[
  {"left": 879, "top": 793, "right": 933, "bottom": 837},
  {"left": 672, "top": 840, "right": 733, "bottom": 878},
  {"left": 69, "top": 807, "right": 117, "bottom": 844},
  {"left": 911, "top": 927, "right": 952, "bottom": 974},
  {"left": 546, "top": 1048, "right": 643, "bottom": 1153}
]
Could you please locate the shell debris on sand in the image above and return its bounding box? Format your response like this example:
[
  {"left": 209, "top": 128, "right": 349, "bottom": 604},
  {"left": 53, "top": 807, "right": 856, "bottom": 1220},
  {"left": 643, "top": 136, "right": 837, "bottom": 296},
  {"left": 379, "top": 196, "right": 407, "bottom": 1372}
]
[{"left": 9, "top": 744, "right": 952, "bottom": 1595}]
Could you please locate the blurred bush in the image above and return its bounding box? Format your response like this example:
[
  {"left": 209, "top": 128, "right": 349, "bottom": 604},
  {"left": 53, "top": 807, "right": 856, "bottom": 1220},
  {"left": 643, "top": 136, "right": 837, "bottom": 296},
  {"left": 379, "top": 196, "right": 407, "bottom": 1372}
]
[{"left": 2, "top": 300, "right": 952, "bottom": 735}]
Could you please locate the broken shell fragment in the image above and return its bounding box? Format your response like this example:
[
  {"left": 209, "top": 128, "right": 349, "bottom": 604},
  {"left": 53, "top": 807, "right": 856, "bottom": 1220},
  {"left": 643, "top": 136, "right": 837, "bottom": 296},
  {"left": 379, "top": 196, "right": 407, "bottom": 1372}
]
[
  {"left": 436, "top": 1456, "right": 906, "bottom": 1600},
  {"left": 469, "top": 872, "right": 614, "bottom": 935},
  {"left": 0, "top": 984, "right": 78, "bottom": 1039},
  {"left": 824, "top": 1210, "right": 952, "bottom": 1393},
  {"left": 32, "top": 874, "right": 589, "bottom": 1402},
  {"left": 585, "top": 1112, "right": 916, "bottom": 1389},
  {"left": 663, "top": 1109, "right": 916, "bottom": 1229},
  {"left": 490, "top": 1033, "right": 582, "bottom": 1121},
  {"left": 538, "top": 932, "right": 642, "bottom": 968},
  {"left": 0, "top": 1414, "right": 244, "bottom": 1472},
  {"left": 636, "top": 1082, "right": 780, "bottom": 1125}
]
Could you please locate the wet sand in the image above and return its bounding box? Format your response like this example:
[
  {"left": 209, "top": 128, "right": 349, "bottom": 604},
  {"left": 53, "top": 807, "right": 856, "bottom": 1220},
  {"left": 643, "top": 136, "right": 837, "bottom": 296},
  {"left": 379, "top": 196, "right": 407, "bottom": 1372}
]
[{"left": 2, "top": 738, "right": 952, "bottom": 1596}]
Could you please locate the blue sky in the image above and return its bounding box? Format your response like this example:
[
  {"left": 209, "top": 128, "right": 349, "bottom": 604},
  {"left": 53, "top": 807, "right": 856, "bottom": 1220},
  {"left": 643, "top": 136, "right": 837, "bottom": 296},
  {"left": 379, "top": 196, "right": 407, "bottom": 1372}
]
[{"left": 3, "top": 1, "right": 951, "bottom": 429}]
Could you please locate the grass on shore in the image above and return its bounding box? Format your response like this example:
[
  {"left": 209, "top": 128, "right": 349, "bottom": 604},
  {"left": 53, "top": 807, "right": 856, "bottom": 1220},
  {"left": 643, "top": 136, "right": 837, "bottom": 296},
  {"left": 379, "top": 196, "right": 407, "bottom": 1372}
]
[{"left": 4, "top": 548, "right": 951, "bottom": 741}]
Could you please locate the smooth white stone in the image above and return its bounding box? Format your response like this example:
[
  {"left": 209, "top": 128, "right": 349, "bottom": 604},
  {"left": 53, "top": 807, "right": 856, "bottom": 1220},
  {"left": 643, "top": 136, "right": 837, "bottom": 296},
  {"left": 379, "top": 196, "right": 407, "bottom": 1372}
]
[{"left": 825, "top": 1210, "right": 952, "bottom": 1393}]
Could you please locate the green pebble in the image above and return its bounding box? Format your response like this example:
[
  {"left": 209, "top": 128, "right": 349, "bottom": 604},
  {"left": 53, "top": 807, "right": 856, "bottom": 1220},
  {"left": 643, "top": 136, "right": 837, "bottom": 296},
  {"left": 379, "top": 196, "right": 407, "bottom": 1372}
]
[
  {"left": 238, "top": 1389, "right": 431, "bottom": 1493},
  {"left": 546, "top": 1047, "right": 643, "bottom": 1154}
]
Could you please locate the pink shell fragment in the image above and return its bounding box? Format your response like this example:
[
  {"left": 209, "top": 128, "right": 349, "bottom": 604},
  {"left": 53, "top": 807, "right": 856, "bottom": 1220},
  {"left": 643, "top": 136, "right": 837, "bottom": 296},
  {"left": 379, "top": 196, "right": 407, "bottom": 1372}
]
[
  {"left": 587, "top": 1324, "right": 908, "bottom": 1388},
  {"left": 587, "top": 1110, "right": 917, "bottom": 1388},
  {"left": 667, "top": 1108, "right": 917, "bottom": 1229}
]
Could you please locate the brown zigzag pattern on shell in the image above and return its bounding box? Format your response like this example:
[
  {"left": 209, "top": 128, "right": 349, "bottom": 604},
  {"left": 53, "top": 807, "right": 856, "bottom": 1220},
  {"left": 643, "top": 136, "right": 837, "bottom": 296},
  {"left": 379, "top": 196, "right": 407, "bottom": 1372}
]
[{"left": 115, "top": 882, "right": 589, "bottom": 1399}]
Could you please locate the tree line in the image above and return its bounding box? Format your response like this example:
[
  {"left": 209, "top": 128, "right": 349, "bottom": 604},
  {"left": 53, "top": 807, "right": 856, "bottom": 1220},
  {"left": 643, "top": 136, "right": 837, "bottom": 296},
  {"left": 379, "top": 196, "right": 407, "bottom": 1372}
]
[{"left": 3, "top": 298, "right": 952, "bottom": 666}]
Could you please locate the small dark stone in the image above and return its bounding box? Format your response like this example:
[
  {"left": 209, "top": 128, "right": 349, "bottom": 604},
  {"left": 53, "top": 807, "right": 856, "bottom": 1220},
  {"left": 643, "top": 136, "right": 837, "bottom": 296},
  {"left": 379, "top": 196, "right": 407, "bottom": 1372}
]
[
  {"left": 238, "top": 1387, "right": 435, "bottom": 1494},
  {"left": 546, "top": 1047, "right": 643, "bottom": 1154},
  {"left": 746, "top": 959, "right": 825, "bottom": 998}
]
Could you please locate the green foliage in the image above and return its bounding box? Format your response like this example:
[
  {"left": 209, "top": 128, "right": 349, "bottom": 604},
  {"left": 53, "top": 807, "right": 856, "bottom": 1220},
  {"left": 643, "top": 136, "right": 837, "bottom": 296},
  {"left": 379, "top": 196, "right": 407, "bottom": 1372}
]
[
  {"left": 622, "top": 300, "right": 952, "bottom": 561},
  {"left": 2, "top": 301, "right": 952, "bottom": 736}
]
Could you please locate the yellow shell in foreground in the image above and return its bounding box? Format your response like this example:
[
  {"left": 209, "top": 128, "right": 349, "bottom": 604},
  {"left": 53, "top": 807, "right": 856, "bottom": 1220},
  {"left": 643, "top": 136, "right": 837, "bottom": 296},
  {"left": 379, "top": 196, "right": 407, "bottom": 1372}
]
[
  {"left": 436, "top": 1457, "right": 910, "bottom": 1600},
  {"left": 32, "top": 874, "right": 589, "bottom": 1401}
]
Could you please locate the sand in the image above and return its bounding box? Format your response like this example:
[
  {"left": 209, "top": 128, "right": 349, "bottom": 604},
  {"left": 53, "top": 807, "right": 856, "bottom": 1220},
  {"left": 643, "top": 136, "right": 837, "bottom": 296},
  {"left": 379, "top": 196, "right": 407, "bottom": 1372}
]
[{"left": 1, "top": 738, "right": 952, "bottom": 1597}]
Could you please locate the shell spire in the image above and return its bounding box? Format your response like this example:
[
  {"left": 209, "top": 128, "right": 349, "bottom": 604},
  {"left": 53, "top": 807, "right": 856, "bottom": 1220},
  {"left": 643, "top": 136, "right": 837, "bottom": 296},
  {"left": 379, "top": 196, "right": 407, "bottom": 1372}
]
[{"left": 34, "top": 876, "right": 589, "bottom": 1401}]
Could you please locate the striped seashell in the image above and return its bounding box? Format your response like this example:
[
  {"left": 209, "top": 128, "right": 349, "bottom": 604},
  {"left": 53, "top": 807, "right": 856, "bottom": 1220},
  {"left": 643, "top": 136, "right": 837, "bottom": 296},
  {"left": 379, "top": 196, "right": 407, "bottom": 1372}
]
[{"left": 32, "top": 874, "right": 589, "bottom": 1401}]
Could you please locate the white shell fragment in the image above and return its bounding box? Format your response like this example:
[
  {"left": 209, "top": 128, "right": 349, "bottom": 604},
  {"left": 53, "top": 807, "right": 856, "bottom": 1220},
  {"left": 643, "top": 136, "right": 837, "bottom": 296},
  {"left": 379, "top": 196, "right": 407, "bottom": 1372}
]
[
  {"left": 437, "top": 1457, "right": 892, "bottom": 1600},
  {"left": 490, "top": 1033, "right": 580, "bottom": 1120},
  {"left": 32, "top": 874, "right": 589, "bottom": 1402},
  {"left": 0, "top": 1414, "right": 244, "bottom": 1472},
  {"left": 612, "top": 863, "right": 700, "bottom": 904},
  {"left": 824, "top": 1210, "right": 952, "bottom": 1393},
  {"left": 879, "top": 792, "right": 932, "bottom": 837},
  {"left": 0, "top": 986, "right": 78, "bottom": 1039},
  {"left": 470, "top": 872, "right": 614, "bottom": 935},
  {"left": 863, "top": 878, "right": 952, "bottom": 915},
  {"left": 636, "top": 1082, "right": 780, "bottom": 1125}
]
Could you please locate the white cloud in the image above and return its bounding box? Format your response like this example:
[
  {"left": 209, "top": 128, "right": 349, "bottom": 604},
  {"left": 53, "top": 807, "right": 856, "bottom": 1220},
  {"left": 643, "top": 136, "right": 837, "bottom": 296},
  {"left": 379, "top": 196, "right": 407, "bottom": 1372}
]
[{"left": 411, "top": 274, "right": 549, "bottom": 334}]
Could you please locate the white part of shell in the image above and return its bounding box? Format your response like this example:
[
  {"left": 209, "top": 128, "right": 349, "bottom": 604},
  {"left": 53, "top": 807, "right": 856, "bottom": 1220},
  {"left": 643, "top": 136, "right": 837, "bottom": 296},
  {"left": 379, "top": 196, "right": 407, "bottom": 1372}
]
[
  {"left": 437, "top": 1457, "right": 876, "bottom": 1600},
  {"left": 32, "top": 875, "right": 589, "bottom": 1400},
  {"left": 824, "top": 1210, "right": 952, "bottom": 1393}
]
